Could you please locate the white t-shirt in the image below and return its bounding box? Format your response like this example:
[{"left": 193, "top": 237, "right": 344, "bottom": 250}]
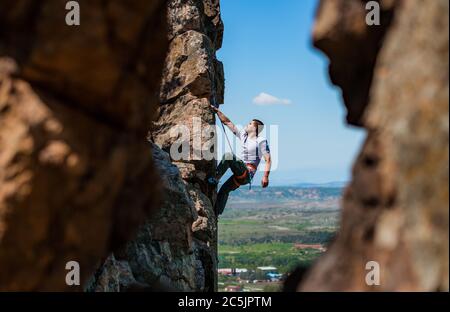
[{"left": 238, "top": 129, "right": 270, "bottom": 168}]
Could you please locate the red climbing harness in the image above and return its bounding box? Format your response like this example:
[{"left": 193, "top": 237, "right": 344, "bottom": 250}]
[{"left": 232, "top": 163, "right": 257, "bottom": 188}]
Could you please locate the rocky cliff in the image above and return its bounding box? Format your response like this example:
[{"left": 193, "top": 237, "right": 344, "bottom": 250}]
[
  {"left": 87, "top": 0, "right": 223, "bottom": 292},
  {"left": 0, "top": 0, "right": 168, "bottom": 291},
  {"left": 298, "top": 0, "right": 449, "bottom": 291},
  {"left": 2, "top": 0, "right": 446, "bottom": 293}
]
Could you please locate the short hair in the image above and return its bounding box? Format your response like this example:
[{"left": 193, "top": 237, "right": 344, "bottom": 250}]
[
  {"left": 252, "top": 119, "right": 264, "bottom": 126},
  {"left": 252, "top": 119, "right": 264, "bottom": 134}
]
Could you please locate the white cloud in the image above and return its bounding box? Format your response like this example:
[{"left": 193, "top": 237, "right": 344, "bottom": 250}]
[{"left": 252, "top": 92, "right": 292, "bottom": 106}]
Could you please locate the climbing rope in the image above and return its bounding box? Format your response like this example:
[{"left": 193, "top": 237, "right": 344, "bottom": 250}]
[
  {"left": 219, "top": 117, "right": 235, "bottom": 155},
  {"left": 212, "top": 98, "right": 235, "bottom": 155}
]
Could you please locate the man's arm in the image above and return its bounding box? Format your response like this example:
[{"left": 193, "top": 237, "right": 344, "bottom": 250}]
[
  {"left": 210, "top": 105, "right": 240, "bottom": 137},
  {"left": 261, "top": 153, "right": 271, "bottom": 188}
]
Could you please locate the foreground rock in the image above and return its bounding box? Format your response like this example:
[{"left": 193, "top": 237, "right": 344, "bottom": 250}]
[
  {"left": 0, "top": 0, "right": 168, "bottom": 291},
  {"left": 298, "top": 0, "right": 449, "bottom": 291},
  {"left": 87, "top": 144, "right": 216, "bottom": 291}
]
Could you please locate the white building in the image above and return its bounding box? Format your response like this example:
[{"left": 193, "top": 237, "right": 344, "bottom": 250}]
[{"left": 256, "top": 266, "right": 277, "bottom": 272}]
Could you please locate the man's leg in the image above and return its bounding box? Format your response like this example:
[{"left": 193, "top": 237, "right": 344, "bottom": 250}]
[
  {"left": 215, "top": 153, "right": 247, "bottom": 180},
  {"left": 215, "top": 176, "right": 239, "bottom": 216}
]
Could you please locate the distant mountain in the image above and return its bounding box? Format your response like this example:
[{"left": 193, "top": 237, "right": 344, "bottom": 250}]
[
  {"left": 291, "top": 181, "right": 348, "bottom": 188},
  {"left": 227, "top": 185, "right": 344, "bottom": 204}
]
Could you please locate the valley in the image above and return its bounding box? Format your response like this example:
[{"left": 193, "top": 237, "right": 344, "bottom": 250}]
[{"left": 217, "top": 186, "right": 343, "bottom": 292}]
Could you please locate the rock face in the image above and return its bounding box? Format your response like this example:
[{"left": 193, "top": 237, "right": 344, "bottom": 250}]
[
  {"left": 87, "top": 144, "right": 218, "bottom": 292},
  {"left": 88, "top": 0, "right": 223, "bottom": 292},
  {"left": 299, "top": 0, "right": 449, "bottom": 291},
  {"left": 0, "top": 0, "right": 168, "bottom": 291}
]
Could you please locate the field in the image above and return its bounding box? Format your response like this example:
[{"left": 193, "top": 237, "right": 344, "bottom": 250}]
[{"left": 217, "top": 186, "right": 342, "bottom": 292}]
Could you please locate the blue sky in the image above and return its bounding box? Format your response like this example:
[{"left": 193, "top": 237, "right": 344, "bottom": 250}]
[{"left": 215, "top": 0, "right": 366, "bottom": 185}]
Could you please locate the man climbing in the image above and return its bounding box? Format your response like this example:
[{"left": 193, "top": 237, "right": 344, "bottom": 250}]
[{"left": 208, "top": 104, "right": 272, "bottom": 216}]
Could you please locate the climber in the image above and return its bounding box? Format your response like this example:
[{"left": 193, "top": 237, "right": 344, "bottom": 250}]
[{"left": 208, "top": 104, "right": 272, "bottom": 216}]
